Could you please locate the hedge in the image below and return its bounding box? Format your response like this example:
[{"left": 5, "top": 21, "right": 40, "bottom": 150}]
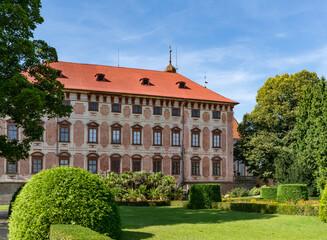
[
  {"left": 277, "top": 184, "right": 308, "bottom": 203},
  {"left": 50, "top": 225, "right": 112, "bottom": 240},
  {"left": 188, "top": 184, "right": 222, "bottom": 209},
  {"left": 117, "top": 201, "right": 170, "bottom": 207},
  {"left": 260, "top": 187, "right": 277, "bottom": 200},
  {"left": 212, "top": 202, "right": 318, "bottom": 216},
  {"left": 170, "top": 201, "right": 189, "bottom": 208},
  {"left": 319, "top": 184, "right": 327, "bottom": 222},
  {"left": 9, "top": 167, "right": 121, "bottom": 240}
]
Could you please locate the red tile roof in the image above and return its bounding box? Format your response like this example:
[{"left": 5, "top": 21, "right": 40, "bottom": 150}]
[
  {"left": 233, "top": 118, "right": 240, "bottom": 139},
  {"left": 31, "top": 61, "right": 238, "bottom": 104}
]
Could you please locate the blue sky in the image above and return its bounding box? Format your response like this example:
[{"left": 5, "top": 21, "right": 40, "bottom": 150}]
[{"left": 34, "top": 0, "right": 327, "bottom": 122}]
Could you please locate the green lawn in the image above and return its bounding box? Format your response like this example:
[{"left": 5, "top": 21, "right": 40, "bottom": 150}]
[
  {"left": 0, "top": 205, "right": 8, "bottom": 211},
  {"left": 120, "top": 206, "right": 327, "bottom": 240}
]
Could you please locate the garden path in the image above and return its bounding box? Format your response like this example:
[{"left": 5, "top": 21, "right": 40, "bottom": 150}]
[{"left": 0, "top": 211, "right": 8, "bottom": 240}]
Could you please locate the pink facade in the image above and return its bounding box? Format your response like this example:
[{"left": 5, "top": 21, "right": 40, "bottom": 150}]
[{"left": 1, "top": 62, "right": 238, "bottom": 189}]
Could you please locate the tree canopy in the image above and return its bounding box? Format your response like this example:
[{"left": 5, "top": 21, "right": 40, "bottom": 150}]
[
  {"left": 0, "top": 0, "right": 72, "bottom": 162},
  {"left": 235, "top": 70, "right": 320, "bottom": 184}
]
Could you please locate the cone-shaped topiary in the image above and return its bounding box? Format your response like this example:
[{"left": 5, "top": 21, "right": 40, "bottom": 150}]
[
  {"left": 319, "top": 184, "right": 327, "bottom": 222},
  {"left": 9, "top": 167, "right": 121, "bottom": 240}
]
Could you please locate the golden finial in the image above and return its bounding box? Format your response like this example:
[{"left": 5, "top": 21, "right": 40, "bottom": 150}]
[{"left": 165, "top": 45, "right": 176, "bottom": 73}]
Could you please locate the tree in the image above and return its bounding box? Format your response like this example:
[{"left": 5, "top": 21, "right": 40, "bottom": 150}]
[
  {"left": 235, "top": 70, "right": 320, "bottom": 183},
  {"left": 0, "top": 0, "right": 72, "bottom": 162},
  {"left": 296, "top": 77, "right": 327, "bottom": 195}
]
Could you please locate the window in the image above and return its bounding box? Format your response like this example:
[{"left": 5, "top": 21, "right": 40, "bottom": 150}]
[
  {"left": 89, "top": 102, "right": 98, "bottom": 111},
  {"left": 7, "top": 160, "right": 17, "bottom": 174},
  {"left": 171, "top": 127, "right": 181, "bottom": 146},
  {"left": 132, "top": 124, "right": 143, "bottom": 145},
  {"left": 111, "top": 123, "right": 122, "bottom": 144},
  {"left": 132, "top": 155, "right": 142, "bottom": 172},
  {"left": 192, "top": 109, "right": 200, "bottom": 117},
  {"left": 111, "top": 154, "right": 121, "bottom": 174},
  {"left": 141, "top": 78, "right": 149, "bottom": 85},
  {"left": 59, "top": 120, "right": 71, "bottom": 142},
  {"left": 87, "top": 122, "right": 99, "bottom": 143},
  {"left": 212, "top": 157, "right": 221, "bottom": 176},
  {"left": 153, "top": 155, "right": 162, "bottom": 172},
  {"left": 133, "top": 105, "right": 142, "bottom": 114},
  {"left": 37, "top": 121, "right": 44, "bottom": 141},
  {"left": 171, "top": 156, "right": 181, "bottom": 175},
  {"left": 213, "top": 111, "right": 220, "bottom": 119},
  {"left": 7, "top": 122, "right": 18, "bottom": 140},
  {"left": 176, "top": 81, "right": 188, "bottom": 89},
  {"left": 212, "top": 129, "right": 221, "bottom": 148},
  {"left": 153, "top": 126, "right": 163, "bottom": 146},
  {"left": 112, "top": 104, "right": 121, "bottom": 112},
  {"left": 32, "top": 153, "right": 43, "bottom": 174},
  {"left": 59, "top": 156, "right": 69, "bottom": 167},
  {"left": 172, "top": 108, "right": 180, "bottom": 116},
  {"left": 191, "top": 128, "right": 201, "bottom": 147},
  {"left": 88, "top": 155, "right": 98, "bottom": 174},
  {"left": 191, "top": 156, "right": 200, "bottom": 176},
  {"left": 63, "top": 100, "right": 70, "bottom": 105},
  {"left": 153, "top": 106, "right": 162, "bottom": 115}
]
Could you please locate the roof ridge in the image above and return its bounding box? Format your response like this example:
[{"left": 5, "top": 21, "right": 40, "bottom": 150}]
[{"left": 58, "top": 61, "right": 184, "bottom": 75}]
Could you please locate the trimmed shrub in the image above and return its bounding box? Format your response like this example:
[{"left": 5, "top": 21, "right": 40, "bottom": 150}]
[
  {"left": 170, "top": 201, "right": 188, "bottom": 208},
  {"left": 277, "top": 184, "right": 308, "bottom": 203},
  {"left": 117, "top": 201, "right": 170, "bottom": 207},
  {"left": 211, "top": 202, "right": 318, "bottom": 216},
  {"left": 188, "top": 184, "right": 222, "bottom": 209},
  {"left": 8, "top": 183, "right": 25, "bottom": 217},
  {"left": 50, "top": 224, "right": 112, "bottom": 240},
  {"left": 260, "top": 187, "right": 277, "bottom": 200},
  {"left": 319, "top": 184, "right": 327, "bottom": 222},
  {"left": 9, "top": 167, "right": 121, "bottom": 240}
]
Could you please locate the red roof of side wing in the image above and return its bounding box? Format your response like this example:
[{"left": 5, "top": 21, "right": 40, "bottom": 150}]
[{"left": 29, "top": 61, "right": 238, "bottom": 104}]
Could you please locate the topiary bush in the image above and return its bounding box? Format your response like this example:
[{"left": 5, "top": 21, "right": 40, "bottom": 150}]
[
  {"left": 277, "top": 184, "right": 308, "bottom": 203},
  {"left": 260, "top": 187, "right": 277, "bottom": 200},
  {"left": 187, "top": 184, "right": 222, "bottom": 209},
  {"left": 9, "top": 167, "right": 121, "bottom": 240},
  {"left": 319, "top": 184, "right": 327, "bottom": 222},
  {"left": 8, "top": 183, "right": 25, "bottom": 217}
]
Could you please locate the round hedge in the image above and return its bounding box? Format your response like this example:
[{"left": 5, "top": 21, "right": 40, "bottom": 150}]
[
  {"left": 277, "top": 184, "right": 308, "bottom": 203},
  {"left": 260, "top": 187, "right": 277, "bottom": 200},
  {"left": 319, "top": 184, "right": 327, "bottom": 222},
  {"left": 9, "top": 167, "right": 121, "bottom": 240}
]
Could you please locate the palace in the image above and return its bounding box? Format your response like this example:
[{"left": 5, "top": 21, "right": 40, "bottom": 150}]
[{"left": 0, "top": 57, "right": 239, "bottom": 194}]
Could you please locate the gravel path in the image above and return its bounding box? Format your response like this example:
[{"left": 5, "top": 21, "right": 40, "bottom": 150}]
[{"left": 0, "top": 211, "right": 8, "bottom": 240}]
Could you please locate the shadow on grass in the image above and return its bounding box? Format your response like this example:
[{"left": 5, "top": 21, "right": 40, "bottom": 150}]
[
  {"left": 120, "top": 206, "right": 276, "bottom": 239},
  {"left": 122, "top": 230, "right": 154, "bottom": 240}
]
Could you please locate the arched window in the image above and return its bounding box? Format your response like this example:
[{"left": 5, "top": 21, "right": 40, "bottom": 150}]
[
  {"left": 153, "top": 126, "right": 163, "bottom": 146},
  {"left": 191, "top": 156, "right": 201, "bottom": 176},
  {"left": 110, "top": 154, "right": 121, "bottom": 174},
  {"left": 153, "top": 155, "right": 162, "bottom": 173},
  {"left": 171, "top": 126, "right": 181, "bottom": 146},
  {"left": 131, "top": 124, "right": 143, "bottom": 145},
  {"left": 132, "top": 155, "right": 142, "bottom": 172},
  {"left": 58, "top": 120, "right": 71, "bottom": 142},
  {"left": 191, "top": 128, "right": 201, "bottom": 147},
  {"left": 58, "top": 152, "right": 71, "bottom": 167},
  {"left": 212, "top": 129, "right": 222, "bottom": 148},
  {"left": 171, "top": 155, "right": 181, "bottom": 175},
  {"left": 212, "top": 156, "right": 222, "bottom": 176},
  {"left": 87, "top": 153, "right": 99, "bottom": 174},
  {"left": 31, "top": 152, "right": 44, "bottom": 174},
  {"left": 87, "top": 121, "right": 99, "bottom": 143}
]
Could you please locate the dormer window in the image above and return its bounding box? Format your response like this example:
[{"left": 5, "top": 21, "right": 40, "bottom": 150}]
[
  {"left": 176, "top": 81, "right": 189, "bottom": 89},
  {"left": 140, "top": 78, "right": 153, "bottom": 86},
  {"left": 95, "top": 73, "right": 105, "bottom": 81},
  {"left": 57, "top": 70, "right": 63, "bottom": 78}
]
